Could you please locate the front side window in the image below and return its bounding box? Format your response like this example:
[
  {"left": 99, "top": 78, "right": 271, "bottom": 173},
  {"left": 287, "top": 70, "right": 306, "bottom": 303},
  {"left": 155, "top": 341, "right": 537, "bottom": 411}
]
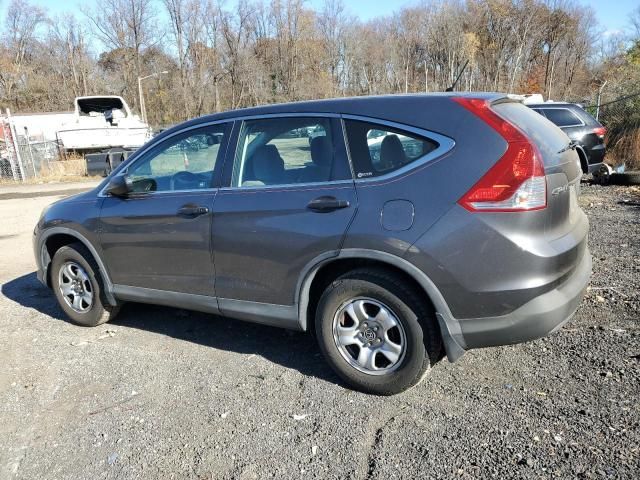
[
  {"left": 231, "top": 117, "right": 350, "bottom": 187},
  {"left": 540, "top": 108, "right": 583, "bottom": 128},
  {"left": 126, "top": 123, "right": 230, "bottom": 192},
  {"left": 344, "top": 120, "right": 439, "bottom": 178}
]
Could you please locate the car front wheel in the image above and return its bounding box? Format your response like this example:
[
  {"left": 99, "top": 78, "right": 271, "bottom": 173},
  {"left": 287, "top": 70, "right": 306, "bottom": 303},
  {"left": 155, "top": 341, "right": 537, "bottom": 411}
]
[
  {"left": 51, "top": 242, "right": 120, "bottom": 327},
  {"left": 315, "top": 268, "right": 442, "bottom": 395}
]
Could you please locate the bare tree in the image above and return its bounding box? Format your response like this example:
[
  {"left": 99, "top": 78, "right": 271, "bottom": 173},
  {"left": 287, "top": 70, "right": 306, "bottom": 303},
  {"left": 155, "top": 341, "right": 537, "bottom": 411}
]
[
  {"left": 48, "top": 15, "right": 93, "bottom": 98},
  {"left": 218, "top": 0, "right": 255, "bottom": 108},
  {"left": 631, "top": 6, "right": 640, "bottom": 39},
  {"left": 0, "top": 0, "right": 47, "bottom": 109},
  {"left": 0, "top": 0, "right": 630, "bottom": 126},
  {"left": 83, "top": 0, "right": 157, "bottom": 112},
  {"left": 318, "top": 0, "right": 350, "bottom": 95}
]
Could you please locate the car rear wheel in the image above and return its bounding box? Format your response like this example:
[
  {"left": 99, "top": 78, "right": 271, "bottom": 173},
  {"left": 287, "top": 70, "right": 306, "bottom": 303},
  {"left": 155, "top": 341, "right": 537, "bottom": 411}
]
[
  {"left": 315, "top": 268, "right": 442, "bottom": 395},
  {"left": 51, "top": 242, "right": 120, "bottom": 327}
]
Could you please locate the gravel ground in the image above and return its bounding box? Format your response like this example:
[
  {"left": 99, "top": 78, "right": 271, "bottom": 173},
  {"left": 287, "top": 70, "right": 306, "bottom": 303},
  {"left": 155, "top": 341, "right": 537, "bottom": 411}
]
[{"left": 0, "top": 181, "right": 638, "bottom": 479}]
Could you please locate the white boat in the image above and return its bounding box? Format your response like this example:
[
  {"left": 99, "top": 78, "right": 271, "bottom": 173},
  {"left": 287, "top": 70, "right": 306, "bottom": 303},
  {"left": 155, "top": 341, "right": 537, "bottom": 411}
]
[
  {"left": 56, "top": 96, "right": 151, "bottom": 151},
  {"left": 9, "top": 96, "right": 151, "bottom": 152}
]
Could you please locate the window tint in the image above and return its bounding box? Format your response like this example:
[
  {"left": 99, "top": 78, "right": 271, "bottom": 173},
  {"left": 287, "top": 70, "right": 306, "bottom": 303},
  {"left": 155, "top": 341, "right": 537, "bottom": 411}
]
[
  {"left": 231, "top": 117, "right": 350, "bottom": 187},
  {"left": 344, "top": 120, "right": 439, "bottom": 178},
  {"left": 540, "top": 108, "right": 582, "bottom": 127},
  {"left": 126, "top": 124, "right": 229, "bottom": 192}
]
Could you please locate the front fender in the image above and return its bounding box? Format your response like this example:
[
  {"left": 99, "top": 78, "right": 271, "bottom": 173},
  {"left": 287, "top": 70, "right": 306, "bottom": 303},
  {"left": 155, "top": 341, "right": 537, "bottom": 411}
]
[{"left": 37, "top": 226, "right": 117, "bottom": 306}]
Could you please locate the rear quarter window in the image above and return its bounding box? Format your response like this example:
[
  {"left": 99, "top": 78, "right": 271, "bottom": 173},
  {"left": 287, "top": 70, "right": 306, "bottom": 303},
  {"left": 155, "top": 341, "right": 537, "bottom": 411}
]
[
  {"left": 540, "top": 108, "right": 583, "bottom": 127},
  {"left": 343, "top": 120, "right": 439, "bottom": 178},
  {"left": 568, "top": 105, "right": 600, "bottom": 127}
]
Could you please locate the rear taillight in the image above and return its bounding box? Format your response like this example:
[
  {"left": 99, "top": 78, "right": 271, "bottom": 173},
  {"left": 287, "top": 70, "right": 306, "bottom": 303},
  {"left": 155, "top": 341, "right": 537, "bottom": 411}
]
[
  {"left": 593, "top": 126, "right": 606, "bottom": 138},
  {"left": 453, "top": 97, "right": 546, "bottom": 212}
]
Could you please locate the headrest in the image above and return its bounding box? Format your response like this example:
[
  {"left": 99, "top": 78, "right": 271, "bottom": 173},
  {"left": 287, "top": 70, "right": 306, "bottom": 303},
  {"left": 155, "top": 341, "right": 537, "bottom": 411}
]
[
  {"left": 252, "top": 145, "right": 284, "bottom": 184},
  {"left": 310, "top": 136, "right": 332, "bottom": 167},
  {"left": 380, "top": 135, "right": 406, "bottom": 170}
]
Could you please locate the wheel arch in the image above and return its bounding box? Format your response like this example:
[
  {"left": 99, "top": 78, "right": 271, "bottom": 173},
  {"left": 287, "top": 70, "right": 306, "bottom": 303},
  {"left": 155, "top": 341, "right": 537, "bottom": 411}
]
[
  {"left": 40, "top": 227, "right": 117, "bottom": 305},
  {"left": 297, "top": 249, "right": 466, "bottom": 362}
]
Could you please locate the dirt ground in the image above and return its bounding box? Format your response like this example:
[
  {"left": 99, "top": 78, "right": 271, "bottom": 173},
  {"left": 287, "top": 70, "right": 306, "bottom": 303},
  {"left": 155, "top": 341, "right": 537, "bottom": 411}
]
[{"left": 0, "top": 180, "right": 638, "bottom": 479}]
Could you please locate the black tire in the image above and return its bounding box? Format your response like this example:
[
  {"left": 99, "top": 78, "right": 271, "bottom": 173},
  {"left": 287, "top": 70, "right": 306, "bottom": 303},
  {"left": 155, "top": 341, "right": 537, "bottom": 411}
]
[
  {"left": 315, "top": 268, "right": 442, "bottom": 395},
  {"left": 51, "top": 242, "right": 120, "bottom": 327},
  {"left": 610, "top": 171, "right": 640, "bottom": 186}
]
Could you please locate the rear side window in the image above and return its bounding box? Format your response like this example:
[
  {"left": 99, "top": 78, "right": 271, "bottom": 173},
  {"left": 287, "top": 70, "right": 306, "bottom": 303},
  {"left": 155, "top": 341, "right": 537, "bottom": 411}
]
[
  {"left": 540, "top": 108, "right": 583, "bottom": 127},
  {"left": 343, "top": 120, "right": 438, "bottom": 178},
  {"left": 231, "top": 117, "right": 351, "bottom": 187}
]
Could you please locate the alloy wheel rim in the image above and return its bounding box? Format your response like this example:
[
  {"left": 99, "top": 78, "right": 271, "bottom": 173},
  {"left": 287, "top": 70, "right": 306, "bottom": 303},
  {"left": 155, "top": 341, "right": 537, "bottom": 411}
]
[
  {"left": 58, "top": 261, "right": 93, "bottom": 313},
  {"left": 332, "top": 297, "right": 406, "bottom": 376}
]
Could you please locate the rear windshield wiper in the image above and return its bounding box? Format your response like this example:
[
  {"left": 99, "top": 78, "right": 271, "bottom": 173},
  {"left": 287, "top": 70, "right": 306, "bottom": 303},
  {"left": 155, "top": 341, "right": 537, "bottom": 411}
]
[{"left": 557, "top": 140, "right": 578, "bottom": 154}]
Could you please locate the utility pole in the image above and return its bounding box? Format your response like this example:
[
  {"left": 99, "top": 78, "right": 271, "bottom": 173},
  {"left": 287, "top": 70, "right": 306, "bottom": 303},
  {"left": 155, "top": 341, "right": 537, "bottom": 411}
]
[
  {"left": 596, "top": 80, "right": 607, "bottom": 121},
  {"left": 137, "top": 71, "right": 169, "bottom": 124},
  {"left": 424, "top": 60, "right": 428, "bottom": 93}
]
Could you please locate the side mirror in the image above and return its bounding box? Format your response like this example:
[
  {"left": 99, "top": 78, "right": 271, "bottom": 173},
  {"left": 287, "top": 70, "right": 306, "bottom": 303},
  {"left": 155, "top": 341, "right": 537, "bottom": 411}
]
[{"left": 105, "top": 175, "right": 130, "bottom": 197}]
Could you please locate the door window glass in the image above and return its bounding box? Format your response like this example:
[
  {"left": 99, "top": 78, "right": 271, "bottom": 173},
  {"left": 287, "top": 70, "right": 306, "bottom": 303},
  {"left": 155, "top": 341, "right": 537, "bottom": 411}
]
[
  {"left": 126, "top": 123, "right": 230, "bottom": 192},
  {"left": 343, "top": 120, "right": 439, "bottom": 178},
  {"left": 231, "top": 117, "right": 350, "bottom": 187}
]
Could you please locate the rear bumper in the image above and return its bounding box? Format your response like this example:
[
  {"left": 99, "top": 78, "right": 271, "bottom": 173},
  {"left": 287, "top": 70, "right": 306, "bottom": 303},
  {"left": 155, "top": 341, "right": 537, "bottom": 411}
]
[{"left": 455, "top": 248, "right": 591, "bottom": 350}]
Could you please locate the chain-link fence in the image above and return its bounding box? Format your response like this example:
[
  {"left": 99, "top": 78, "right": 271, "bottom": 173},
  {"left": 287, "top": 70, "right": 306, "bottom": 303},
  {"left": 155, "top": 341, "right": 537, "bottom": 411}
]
[
  {"left": 586, "top": 91, "right": 640, "bottom": 169},
  {"left": 1, "top": 112, "right": 66, "bottom": 182},
  {"left": 16, "top": 138, "right": 63, "bottom": 177}
]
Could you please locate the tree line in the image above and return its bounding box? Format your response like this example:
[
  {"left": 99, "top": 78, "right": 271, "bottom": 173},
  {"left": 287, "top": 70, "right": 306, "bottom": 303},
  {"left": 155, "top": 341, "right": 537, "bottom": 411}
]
[{"left": 0, "top": 0, "right": 638, "bottom": 128}]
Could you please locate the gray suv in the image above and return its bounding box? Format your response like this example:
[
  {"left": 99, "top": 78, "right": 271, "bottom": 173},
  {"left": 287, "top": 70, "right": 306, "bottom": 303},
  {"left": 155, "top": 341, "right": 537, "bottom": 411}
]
[{"left": 33, "top": 93, "right": 591, "bottom": 395}]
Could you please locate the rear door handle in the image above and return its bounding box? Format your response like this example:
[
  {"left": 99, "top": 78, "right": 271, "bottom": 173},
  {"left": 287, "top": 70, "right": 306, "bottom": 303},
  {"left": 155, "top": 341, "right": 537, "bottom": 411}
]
[
  {"left": 177, "top": 204, "right": 210, "bottom": 217},
  {"left": 307, "top": 196, "right": 350, "bottom": 213}
]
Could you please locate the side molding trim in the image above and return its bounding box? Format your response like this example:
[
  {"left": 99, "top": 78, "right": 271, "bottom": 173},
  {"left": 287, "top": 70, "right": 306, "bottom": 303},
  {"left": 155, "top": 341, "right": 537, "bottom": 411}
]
[
  {"left": 218, "top": 298, "right": 300, "bottom": 330},
  {"left": 111, "top": 285, "right": 301, "bottom": 330},
  {"left": 112, "top": 284, "right": 220, "bottom": 314}
]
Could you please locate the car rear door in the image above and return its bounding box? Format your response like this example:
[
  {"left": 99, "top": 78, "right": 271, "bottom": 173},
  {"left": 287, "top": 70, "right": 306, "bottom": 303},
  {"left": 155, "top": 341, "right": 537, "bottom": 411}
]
[
  {"left": 210, "top": 115, "right": 356, "bottom": 326},
  {"left": 98, "top": 122, "right": 232, "bottom": 297}
]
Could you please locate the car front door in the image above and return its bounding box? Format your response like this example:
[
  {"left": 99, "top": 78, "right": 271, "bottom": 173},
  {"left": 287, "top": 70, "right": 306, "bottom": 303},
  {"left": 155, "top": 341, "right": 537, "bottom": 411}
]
[
  {"left": 211, "top": 115, "right": 356, "bottom": 326},
  {"left": 98, "top": 122, "right": 231, "bottom": 297}
]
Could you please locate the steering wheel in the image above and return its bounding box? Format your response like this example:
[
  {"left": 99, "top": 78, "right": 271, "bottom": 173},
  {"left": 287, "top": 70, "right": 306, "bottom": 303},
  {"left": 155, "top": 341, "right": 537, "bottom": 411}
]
[
  {"left": 170, "top": 170, "right": 205, "bottom": 190},
  {"left": 129, "top": 177, "right": 157, "bottom": 193}
]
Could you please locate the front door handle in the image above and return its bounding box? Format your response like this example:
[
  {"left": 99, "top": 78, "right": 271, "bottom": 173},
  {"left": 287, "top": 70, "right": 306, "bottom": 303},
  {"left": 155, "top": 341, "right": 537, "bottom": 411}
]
[
  {"left": 177, "top": 204, "right": 210, "bottom": 217},
  {"left": 307, "top": 196, "right": 350, "bottom": 213}
]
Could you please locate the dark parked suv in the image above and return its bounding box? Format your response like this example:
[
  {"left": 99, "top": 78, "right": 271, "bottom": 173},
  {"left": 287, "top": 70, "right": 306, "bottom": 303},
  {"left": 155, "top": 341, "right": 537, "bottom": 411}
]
[
  {"left": 34, "top": 93, "right": 591, "bottom": 395},
  {"left": 528, "top": 102, "right": 606, "bottom": 174}
]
